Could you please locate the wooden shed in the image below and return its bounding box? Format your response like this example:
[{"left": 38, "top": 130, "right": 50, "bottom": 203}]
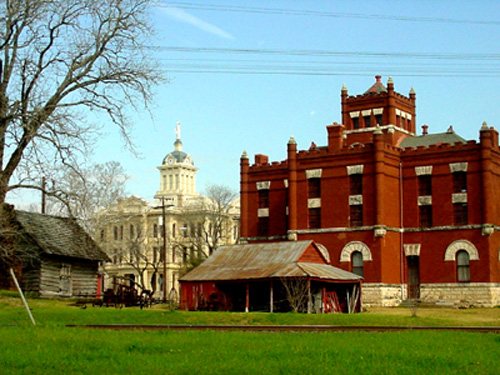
[
  {"left": 180, "top": 241, "right": 363, "bottom": 313},
  {"left": 0, "top": 209, "right": 109, "bottom": 298}
]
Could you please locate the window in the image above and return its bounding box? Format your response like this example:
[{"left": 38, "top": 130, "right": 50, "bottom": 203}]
[
  {"left": 129, "top": 224, "right": 135, "bottom": 239},
  {"left": 153, "top": 246, "right": 159, "bottom": 263},
  {"left": 153, "top": 224, "right": 158, "bottom": 238},
  {"left": 308, "top": 207, "right": 321, "bottom": 229},
  {"left": 453, "top": 171, "right": 467, "bottom": 193},
  {"left": 349, "top": 174, "right": 363, "bottom": 195},
  {"left": 308, "top": 178, "right": 321, "bottom": 199},
  {"left": 453, "top": 203, "right": 468, "bottom": 225},
  {"left": 182, "top": 224, "right": 188, "bottom": 238},
  {"left": 172, "top": 223, "right": 176, "bottom": 238},
  {"left": 258, "top": 189, "right": 269, "bottom": 208},
  {"left": 419, "top": 205, "right": 433, "bottom": 227},
  {"left": 351, "top": 251, "right": 364, "bottom": 277},
  {"left": 363, "top": 115, "right": 371, "bottom": 128},
  {"left": 456, "top": 250, "right": 470, "bottom": 282},
  {"left": 350, "top": 205, "right": 363, "bottom": 227},
  {"left": 352, "top": 117, "right": 359, "bottom": 129},
  {"left": 119, "top": 225, "right": 124, "bottom": 240},
  {"left": 113, "top": 226, "right": 118, "bottom": 241},
  {"left": 375, "top": 114, "right": 383, "bottom": 126},
  {"left": 258, "top": 217, "right": 269, "bottom": 237},
  {"left": 100, "top": 229, "right": 105, "bottom": 241},
  {"left": 418, "top": 175, "right": 432, "bottom": 196}
]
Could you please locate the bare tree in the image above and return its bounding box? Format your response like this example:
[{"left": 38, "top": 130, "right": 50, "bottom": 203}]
[
  {"left": 0, "top": 0, "right": 161, "bottom": 208},
  {"left": 177, "top": 185, "right": 238, "bottom": 262},
  {"left": 281, "top": 278, "right": 309, "bottom": 313},
  {"left": 47, "top": 161, "right": 128, "bottom": 233}
]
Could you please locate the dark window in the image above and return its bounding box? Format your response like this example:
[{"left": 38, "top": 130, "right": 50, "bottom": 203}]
[
  {"left": 419, "top": 205, "right": 433, "bottom": 227},
  {"left": 182, "top": 224, "right": 188, "bottom": 238},
  {"left": 418, "top": 175, "right": 432, "bottom": 196},
  {"left": 375, "top": 114, "right": 383, "bottom": 126},
  {"left": 113, "top": 227, "right": 118, "bottom": 240},
  {"left": 160, "top": 225, "right": 165, "bottom": 238},
  {"left": 119, "top": 225, "right": 124, "bottom": 240},
  {"left": 172, "top": 223, "right": 176, "bottom": 238},
  {"left": 129, "top": 224, "right": 135, "bottom": 239},
  {"left": 453, "top": 172, "right": 467, "bottom": 193},
  {"left": 453, "top": 203, "right": 468, "bottom": 225},
  {"left": 100, "top": 229, "right": 105, "bottom": 241},
  {"left": 308, "top": 178, "right": 321, "bottom": 199},
  {"left": 349, "top": 174, "right": 363, "bottom": 195},
  {"left": 197, "top": 223, "right": 203, "bottom": 237},
  {"left": 258, "top": 217, "right": 269, "bottom": 237},
  {"left": 456, "top": 250, "right": 470, "bottom": 282},
  {"left": 153, "top": 224, "right": 158, "bottom": 238},
  {"left": 352, "top": 117, "right": 359, "bottom": 129},
  {"left": 308, "top": 208, "right": 321, "bottom": 229},
  {"left": 258, "top": 189, "right": 269, "bottom": 208},
  {"left": 350, "top": 205, "right": 363, "bottom": 227},
  {"left": 363, "top": 115, "right": 371, "bottom": 128},
  {"left": 351, "top": 251, "right": 364, "bottom": 277},
  {"left": 153, "top": 246, "right": 159, "bottom": 263}
]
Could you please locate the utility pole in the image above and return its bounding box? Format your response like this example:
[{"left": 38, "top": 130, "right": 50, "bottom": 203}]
[{"left": 161, "top": 198, "right": 168, "bottom": 303}]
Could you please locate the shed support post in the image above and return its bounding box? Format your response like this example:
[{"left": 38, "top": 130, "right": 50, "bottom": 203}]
[
  {"left": 307, "top": 279, "right": 312, "bottom": 314},
  {"left": 269, "top": 280, "right": 274, "bottom": 313},
  {"left": 245, "top": 283, "right": 249, "bottom": 313},
  {"left": 321, "top": 287, "right": 325, "bottom": 314}
]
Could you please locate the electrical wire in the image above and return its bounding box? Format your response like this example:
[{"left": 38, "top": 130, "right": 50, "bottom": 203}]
[{"left": 158, "top": 1, "right": 500, "bottom": 26}]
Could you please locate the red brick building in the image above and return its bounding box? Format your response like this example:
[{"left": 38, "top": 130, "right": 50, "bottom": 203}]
[{"left": 240, "top": 76, "right": 499, "bottom": 307}]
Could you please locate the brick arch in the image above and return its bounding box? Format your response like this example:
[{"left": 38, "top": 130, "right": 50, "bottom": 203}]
[
  {"left": 444, "top": 240, "right": 479, "bottom": 261},
  {"left": 340, "top": 241, "right": 372, "bottom": 262}
]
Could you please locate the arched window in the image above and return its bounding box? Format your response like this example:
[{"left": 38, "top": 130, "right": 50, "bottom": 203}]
[
  {"left": 456, "top": 250, "right": 470, "bottom": 282},
  {"left": 351, "top": 251, "right": 364, "bottom": 277}
]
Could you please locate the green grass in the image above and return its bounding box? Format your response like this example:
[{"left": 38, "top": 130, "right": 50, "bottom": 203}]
[{"left": 1, "top": 293, "right": 499, "bottom": 374}]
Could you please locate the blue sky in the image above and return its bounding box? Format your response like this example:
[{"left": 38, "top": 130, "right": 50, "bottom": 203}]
[{"left": 16, "top": 1, "right": 500, "bottom": 206}]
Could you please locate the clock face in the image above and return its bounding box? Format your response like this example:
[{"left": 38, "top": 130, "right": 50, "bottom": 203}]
[{"left": 168, "top": 158, "right": 173, "bottom": 164}]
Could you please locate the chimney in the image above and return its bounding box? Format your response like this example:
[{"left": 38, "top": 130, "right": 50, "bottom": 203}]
[{"left": 421, "top": 124, "right": 428, "bottom": 136}]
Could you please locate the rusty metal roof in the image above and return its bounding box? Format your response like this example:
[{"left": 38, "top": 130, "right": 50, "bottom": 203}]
[{"left": 180, "top": 241, "right": 362, "bottom": 282}]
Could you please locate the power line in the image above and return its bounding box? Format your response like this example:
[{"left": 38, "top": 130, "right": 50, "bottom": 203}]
[
  {"left": 146, "top": 46, "right": 500, "bottom": 61},
  {"left": 159, "top": 1, "right": 500, "bottom": 26}
]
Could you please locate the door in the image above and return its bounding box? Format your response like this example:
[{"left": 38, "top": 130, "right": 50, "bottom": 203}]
[{"left": 407, "top": 256, "right": 420, "bottom": 299}]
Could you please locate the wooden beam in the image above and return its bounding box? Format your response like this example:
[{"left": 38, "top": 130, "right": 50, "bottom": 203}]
[
  {"left": 245, "top": 283, "right": 250, "bottom": 313},
  {"left": 307, "top": 278, "right": 312, "bottom": 314},
  {"left": 269, "top": 280, "right": 274, "bottom": 313}
]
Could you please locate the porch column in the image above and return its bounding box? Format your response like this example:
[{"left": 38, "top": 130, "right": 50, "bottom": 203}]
[
  {"left": 321, "top": 287, "right": 326, "bottom": 314},
  {"left": 245, "top": 283, "right": 250, "bottom": 313},
  {"left": 269, "top": 280, "right": 274, "bottom": 313},
  {"left": 307, "top": 279, "right": 312, "bottom": 314}
]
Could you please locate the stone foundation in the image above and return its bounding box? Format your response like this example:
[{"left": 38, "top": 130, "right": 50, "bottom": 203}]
[
  {"left": 362, "top": 283, "right": 500, "bottom": 307},
  {"left": 362, "top": 283, "right": 405, "bottom": 307},
  {"left": 419, "top": 283, "right": 500, "bottom": 307}
]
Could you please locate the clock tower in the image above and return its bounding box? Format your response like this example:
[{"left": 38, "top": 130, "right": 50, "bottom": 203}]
[{"left": 155, "top": 122, "right": 198, "bottom": 207}]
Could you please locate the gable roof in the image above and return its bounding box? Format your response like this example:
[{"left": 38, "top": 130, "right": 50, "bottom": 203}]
[
  {"left": 14, "top": 210, "right": 108, "bottom": 262},
  {"left": 180, "top": 241, "right": 362, "bottom": 282}
]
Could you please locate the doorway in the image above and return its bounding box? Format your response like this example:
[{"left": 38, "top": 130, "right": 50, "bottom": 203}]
[{"left": 407, "top": 256, "right": 420, "bottom": 299}]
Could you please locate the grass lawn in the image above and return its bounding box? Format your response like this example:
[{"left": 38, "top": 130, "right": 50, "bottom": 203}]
[{"left": 1, "top": 291, "right": 499, "bottom": 374}]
